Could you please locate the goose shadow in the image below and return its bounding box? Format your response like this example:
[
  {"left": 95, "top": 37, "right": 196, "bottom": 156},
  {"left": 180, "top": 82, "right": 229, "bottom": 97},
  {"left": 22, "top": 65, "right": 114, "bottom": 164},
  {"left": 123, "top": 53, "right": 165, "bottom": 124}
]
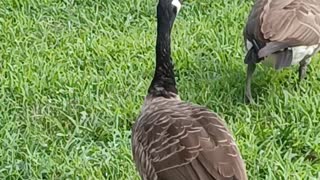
[{"left": 175, "top": 56, "right": 273, "bottom": 108}]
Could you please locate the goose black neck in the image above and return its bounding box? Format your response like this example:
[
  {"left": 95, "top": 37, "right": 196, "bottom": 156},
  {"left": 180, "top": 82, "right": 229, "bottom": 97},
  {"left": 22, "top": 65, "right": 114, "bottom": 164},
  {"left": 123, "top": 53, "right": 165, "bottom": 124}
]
[{"left": 148, "top": 7, "right": 177, "bottom": 98}]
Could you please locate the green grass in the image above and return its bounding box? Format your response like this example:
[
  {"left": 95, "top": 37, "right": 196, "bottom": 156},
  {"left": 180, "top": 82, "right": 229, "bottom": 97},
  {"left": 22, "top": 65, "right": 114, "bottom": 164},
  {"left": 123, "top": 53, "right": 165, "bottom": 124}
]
[{"left": 0, "top": 0, "right": 320, "bottom": 179}]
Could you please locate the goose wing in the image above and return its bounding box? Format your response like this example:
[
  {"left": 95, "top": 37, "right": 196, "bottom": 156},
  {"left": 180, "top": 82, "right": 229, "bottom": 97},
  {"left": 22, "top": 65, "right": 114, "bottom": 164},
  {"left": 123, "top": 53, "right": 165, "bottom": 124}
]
[
  {"left": 132, "top": 98, "right": 247, "bottom": 180},
  {"left": 255, "top": 0, "right": 320, "bottom": 57}
]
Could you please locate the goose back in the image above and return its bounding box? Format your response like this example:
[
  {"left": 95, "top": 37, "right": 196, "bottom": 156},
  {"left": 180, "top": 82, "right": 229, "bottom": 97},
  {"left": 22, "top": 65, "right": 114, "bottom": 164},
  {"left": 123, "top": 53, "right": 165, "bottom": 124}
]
[
  {"left": 132, "top": 96, "right": 247, "bottom": 180},
  {"left": 244, "top": 0, "right": 320, "bottom": 69}
]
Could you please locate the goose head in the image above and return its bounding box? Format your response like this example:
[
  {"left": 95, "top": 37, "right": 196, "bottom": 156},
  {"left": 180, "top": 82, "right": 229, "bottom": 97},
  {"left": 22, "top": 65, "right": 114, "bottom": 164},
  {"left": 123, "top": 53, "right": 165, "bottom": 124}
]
[{"left": 157, "top": 0, "right": 182, "bottom": 27}]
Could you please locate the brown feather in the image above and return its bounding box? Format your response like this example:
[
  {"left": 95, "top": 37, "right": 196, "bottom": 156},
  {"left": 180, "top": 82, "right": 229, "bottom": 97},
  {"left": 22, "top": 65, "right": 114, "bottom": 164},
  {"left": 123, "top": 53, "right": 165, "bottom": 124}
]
[
  {"left": 244, "top": 0, "right": 320, "bottom": 69},
  {"left": 245, "top": 0, "right": 320, "bottom": 52},
  {"left": 132, "top": 96, "right": 247, "bottom": 180},
  {"left": 261, "top": 0, "right": 320, "bottom": 46}
]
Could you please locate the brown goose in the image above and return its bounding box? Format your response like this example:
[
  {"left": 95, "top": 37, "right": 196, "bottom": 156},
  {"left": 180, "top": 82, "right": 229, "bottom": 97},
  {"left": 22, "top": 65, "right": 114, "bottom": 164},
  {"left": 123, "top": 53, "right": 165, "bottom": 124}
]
[
  {"left": 244, "top": 0, "right": 320, "bottom": 103},
  {"left": 131, "top": 0, "right": 247, "bottom": 179}
]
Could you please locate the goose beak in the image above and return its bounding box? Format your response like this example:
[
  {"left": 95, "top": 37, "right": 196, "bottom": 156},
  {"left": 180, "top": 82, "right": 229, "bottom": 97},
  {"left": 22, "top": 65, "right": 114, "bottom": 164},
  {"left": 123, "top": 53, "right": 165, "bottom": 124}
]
[{"left": 172, "top": 0, "right": 181, "bottom": 14}]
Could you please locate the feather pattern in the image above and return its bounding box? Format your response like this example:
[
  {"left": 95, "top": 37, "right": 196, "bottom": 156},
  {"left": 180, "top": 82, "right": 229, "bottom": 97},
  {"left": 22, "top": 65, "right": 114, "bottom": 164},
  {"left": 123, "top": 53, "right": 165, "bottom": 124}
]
[
  {"left": 261, "top": 0, "right": 320, "bottom": 45},
  {"left": 132, "top": 96, "right": 247, "bottom": 180},
  {"left": 244, "top": 0, "right": 320, "bottom": 68}
]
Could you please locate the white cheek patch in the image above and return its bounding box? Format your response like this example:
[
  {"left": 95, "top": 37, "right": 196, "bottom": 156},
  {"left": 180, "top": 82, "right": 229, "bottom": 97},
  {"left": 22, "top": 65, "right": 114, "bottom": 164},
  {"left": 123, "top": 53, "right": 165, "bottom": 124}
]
[{"left": 171, "top": 0, "right": 181, "bottom": 13}]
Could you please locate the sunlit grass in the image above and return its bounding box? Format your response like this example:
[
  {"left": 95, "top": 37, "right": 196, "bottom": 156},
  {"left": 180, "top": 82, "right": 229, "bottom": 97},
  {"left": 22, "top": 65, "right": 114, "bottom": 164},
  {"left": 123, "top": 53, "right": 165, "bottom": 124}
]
[{"left": 0, "top": 0, "right": 319, "bottom": 179}]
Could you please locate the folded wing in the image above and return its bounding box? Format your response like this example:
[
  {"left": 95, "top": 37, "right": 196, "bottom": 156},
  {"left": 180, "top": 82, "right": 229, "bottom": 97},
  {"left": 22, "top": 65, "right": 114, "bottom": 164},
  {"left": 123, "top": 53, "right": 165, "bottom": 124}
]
[
  {"left": 259, "top": 0, "right": 320, "bottom": 57},
  {"left": 132, "top": 99, "right": 247, "bottom": 180}
]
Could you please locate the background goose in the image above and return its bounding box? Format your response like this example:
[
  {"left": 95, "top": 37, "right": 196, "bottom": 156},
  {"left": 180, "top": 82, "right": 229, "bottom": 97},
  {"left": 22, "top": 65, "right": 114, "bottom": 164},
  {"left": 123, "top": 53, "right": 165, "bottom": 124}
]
[
  {"left": 131, "top": 0, "right": 247, "bottom": 179},
  {"left": 243, "top": 0, "right": 320, "bottom": 103}
]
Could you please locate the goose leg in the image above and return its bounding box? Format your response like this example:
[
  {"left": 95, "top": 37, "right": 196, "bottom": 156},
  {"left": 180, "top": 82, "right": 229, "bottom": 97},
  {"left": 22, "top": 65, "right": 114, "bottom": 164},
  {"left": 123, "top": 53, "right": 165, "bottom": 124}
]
[
  {"left": 245, "top": 63, "right": 256, "bottom": 104},
  {"left": 298, "top": 58, "right": 311, "bottom": 82}
]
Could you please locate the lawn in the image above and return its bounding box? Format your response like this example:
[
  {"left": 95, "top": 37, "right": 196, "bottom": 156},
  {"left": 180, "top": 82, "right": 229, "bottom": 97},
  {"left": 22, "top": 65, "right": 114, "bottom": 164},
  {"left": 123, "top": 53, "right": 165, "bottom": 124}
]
[{"left": 0, "top": 0, "right": 320, "bottom": 179}]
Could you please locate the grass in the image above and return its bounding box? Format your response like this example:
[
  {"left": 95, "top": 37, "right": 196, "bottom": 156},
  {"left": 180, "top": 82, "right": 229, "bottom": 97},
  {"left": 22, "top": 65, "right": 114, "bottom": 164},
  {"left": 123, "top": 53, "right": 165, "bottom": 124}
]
[{"left": 0, "top": 0, "right": 320, "bottom": 179}]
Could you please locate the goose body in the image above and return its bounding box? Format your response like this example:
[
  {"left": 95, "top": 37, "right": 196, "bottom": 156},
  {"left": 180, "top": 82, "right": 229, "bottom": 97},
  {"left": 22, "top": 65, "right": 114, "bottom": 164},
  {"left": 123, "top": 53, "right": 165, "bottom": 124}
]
[
  {"left": 133, "top": 96, "right": 247, "bottom": 180},
  {"left": 131, "top": 0, "right": 247, "bottom": 179},
  {"left": 243, "top": 0, "right": 320, "bottom": 103}
]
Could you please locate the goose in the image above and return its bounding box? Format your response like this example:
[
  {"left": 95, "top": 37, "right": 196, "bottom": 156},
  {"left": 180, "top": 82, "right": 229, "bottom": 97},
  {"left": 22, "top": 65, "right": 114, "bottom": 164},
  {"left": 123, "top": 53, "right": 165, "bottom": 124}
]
[
  {"left": 131, "top": 0, "right": 247, "bottom": 179},
  {"left": 243, "top": 0, "right": 320, "bottom": 103}
]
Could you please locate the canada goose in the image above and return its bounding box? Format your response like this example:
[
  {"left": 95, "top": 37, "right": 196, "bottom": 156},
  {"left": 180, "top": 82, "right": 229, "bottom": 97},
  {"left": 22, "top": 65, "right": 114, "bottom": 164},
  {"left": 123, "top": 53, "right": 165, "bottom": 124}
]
[
  {"left": 244, "top": 0, "right": 320, "bottom": 103},
  {"left": 131, "top": 0, "right": 247, "bottom": 179}
]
